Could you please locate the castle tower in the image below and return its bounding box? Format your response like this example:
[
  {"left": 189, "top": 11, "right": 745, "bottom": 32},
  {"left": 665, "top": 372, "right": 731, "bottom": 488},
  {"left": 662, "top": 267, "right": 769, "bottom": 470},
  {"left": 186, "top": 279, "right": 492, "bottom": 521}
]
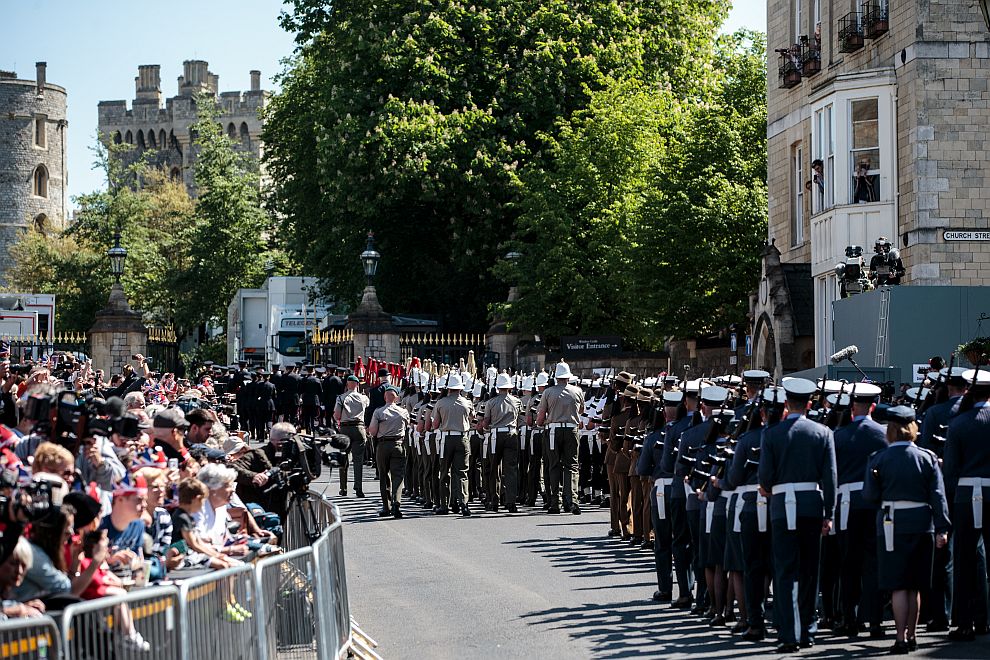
[
  {"left": 98, "top": 60, "right": 267, "bottom": 197},
  {"left": 0, "top": 62, "right": 68, "bottom": 283}
]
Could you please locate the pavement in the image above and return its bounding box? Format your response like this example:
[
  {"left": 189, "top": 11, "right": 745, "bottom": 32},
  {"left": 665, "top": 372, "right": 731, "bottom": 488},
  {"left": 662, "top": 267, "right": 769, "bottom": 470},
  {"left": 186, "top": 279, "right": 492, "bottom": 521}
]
[{"left": 316, "top": 469, "right": 990, "bottom": 660}]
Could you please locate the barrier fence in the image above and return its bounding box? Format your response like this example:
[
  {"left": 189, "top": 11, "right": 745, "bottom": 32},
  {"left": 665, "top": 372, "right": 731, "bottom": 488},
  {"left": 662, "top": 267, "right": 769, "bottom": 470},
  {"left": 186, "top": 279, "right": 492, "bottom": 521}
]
[{"left": 0, "top": 494, "right": 353, "bottom": 660}]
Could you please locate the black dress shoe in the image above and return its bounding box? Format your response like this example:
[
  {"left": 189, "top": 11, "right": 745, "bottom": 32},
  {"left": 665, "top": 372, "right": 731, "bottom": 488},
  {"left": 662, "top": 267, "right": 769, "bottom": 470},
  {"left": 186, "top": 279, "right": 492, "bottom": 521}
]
[
  {"left": 926, "top": 619, "right": 949, "bottom": 633},
  {"left": 392, "top": 508, "right": 403, "bottom": 519},
  {"left": 436, "top": 506, "right": 449, "bottom": 515},
  {"left": 799, "top": 637, "right": 814, "bottom": 648},
  {"left": 690, "top": 605, "right": 706, "bottom": 616},
  {"left": 889, "top": 640, "right": 909, "bottom": 655},
  {"left": 725, "top": 612, "right": 736, "bottom": 623},
  {"left": 600, "top": 496, "right": 610, "bottom": 508},
  {"left": 580, "top": 494, "right": 591, "bottom": 504},
  {"left": 571, "top": 504, "right": 581, "bottom": 515},
  {"left": 672, "top": 596, "right": 693, "bottom": 609},
  {"left": 338, "top": 489, "right": 347, "bottom": 497},
  {"left": 592, "top": 496, "right": 602, "bottom": 505},
  {"left": 869, "top": 626, "right": 886, "bottom": 639},
  {"left": 377, "top": 508, "right": 391, "bottom": 517},
  {"left": 507, "top": 505, "right": 518, "bottom": 513},
  {"left": 741, "top": 628, "right": 765, "bottom": 641},
  {"left": 423, "top": 500, "right": 433, "bottom": 508},
  {"left": 652, "top": 591, "right": 672, "bottom": 603},
  {"left": 640, "top": 540, "right": 652, "bottom": 550},
  {"left": 492, "top": 503, "right": 499, "bottom": 512},
  {"left": 461, "top": 505, "right": 471, "bottom": 517},
  {"left": 452, "top": 502, "right": 461, "bottom": 514},
  {"left": 775, "top": 643, "right": 799, "bottom": 653},
  {"left": 607, "top": 529, "right": 620, "bottom": 537},
  {"left": 907, "top": 638, "right": 917, "bottom": 652},
  {"left": 630, "top": 536, "right": 644, "bottom": 545},
  {"left": 355, "top": 491, "right": 365, "bottom": 498},
  {"left": 948, "top": 627, "right": 975, "bottom": 641},
  {"left": 548, "top": 506, "right": 561, "bottom": 514},
  {"left": 709, "top": 614, "right": 726, "bottom": 626}
]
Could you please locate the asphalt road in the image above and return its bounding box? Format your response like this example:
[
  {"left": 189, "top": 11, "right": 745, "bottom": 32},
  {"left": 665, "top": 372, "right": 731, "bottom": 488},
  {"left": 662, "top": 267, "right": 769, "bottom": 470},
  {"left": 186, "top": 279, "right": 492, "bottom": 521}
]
[{"left": 318, "top": 470, "right": 990, "bottom": 660}]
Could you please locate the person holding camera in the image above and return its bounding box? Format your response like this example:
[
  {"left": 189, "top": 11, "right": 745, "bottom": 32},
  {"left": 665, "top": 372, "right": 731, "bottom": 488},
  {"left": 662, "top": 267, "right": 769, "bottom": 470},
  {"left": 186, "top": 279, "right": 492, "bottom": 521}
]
[{"left": 369, "top": 385, "right": 410, "bottom": 518}]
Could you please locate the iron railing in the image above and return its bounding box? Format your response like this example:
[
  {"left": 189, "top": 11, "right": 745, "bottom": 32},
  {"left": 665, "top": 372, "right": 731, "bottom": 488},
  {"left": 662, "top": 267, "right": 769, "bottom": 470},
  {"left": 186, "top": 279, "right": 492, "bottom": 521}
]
[{"left": 839, "top": 12, "right": 865, "bottom": 52}]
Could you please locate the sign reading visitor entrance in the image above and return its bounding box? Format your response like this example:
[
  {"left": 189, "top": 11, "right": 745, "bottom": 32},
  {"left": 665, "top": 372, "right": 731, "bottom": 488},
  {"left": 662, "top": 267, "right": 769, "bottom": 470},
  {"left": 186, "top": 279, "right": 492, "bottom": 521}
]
[{"left": 561, "top": 336, "right": 622, "bottom": 355}]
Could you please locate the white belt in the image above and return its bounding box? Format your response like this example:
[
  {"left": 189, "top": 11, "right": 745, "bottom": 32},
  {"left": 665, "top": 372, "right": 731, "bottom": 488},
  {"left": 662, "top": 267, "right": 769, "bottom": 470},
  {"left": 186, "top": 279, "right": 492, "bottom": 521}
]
[
  {"left": 491, "top": 427, "right": 513, "bottom": 456},
  {"left": 772, "top": 482, "right": 821, "bottom": 531},
  {"left": 423, "top": 433, "right": 432, "bottom": 456},
  {"left": 439, "top": 430, "right": 463, "bottom": 457},
  {"left": 683, "top": 481, "right": 693, "bottom": 499},
  {"left": 733, "top": 485, "right": 759, "bottom": 532},
  {"left": 655, "top": 478, "right": 673, "bottom": 519},
  {"left": 837, "top": 481, "right": 864, "bottom": 531},
  {"left": 958, "top": 477, "right": 990, "bottom": 529},
  {"left": 548, "top": 423, "right": 576, "bottom": 450},
  {"left": 519, "top": 425, "right": 528, "bottom": 451},
  {"left": 882, "top": 500, "right": 927, "bottom": 551},
  {"left": 704, "top": 501, "right": 714, "bottom": 534}
]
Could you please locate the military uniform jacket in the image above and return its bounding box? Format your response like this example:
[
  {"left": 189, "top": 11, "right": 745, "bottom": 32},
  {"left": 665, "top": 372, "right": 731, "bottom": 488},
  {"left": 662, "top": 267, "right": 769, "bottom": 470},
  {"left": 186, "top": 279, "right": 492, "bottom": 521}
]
[
  {"left": 659, "top": 415, "right": 693, "bottom": 481},
  {"left": 370, "top": 403, "right": 410, "bottom": 439},
  {"left": 280, "top": 373, "right": 301, "bottom": 405},
  {"left": 862, "top": 442, "right": 950, "bottom": 534},
  {"left": 726, "top": 426, "right": 765, "bottom": 513},
  {"left": 237, "top": 380, "right": 256, "bottom": 413},
  {"left": 943, "top": 402, "right": 990, "bottom": 503},
  {"left": 301, "top": 376, "right": 323, "bottom": 406},
  {"left": 257, "top": 380, "right": 277, "bottom": 411},
  {"left": 432, "top": 393, "right": 474, "bottom": 433},
  {"left": 834, "top": 416, "right": 887, "bottom": 510},
  {"left": 918, "top": 395, "right": 961, "bottom": 458},
  {"left": 322, "top": 376, "right": 345, "bottom": 408},
  {"left": 537, "top": 383, "right": 584, "bottom": 425},
  {"left": 484, "top": 393, "right": 521, "bottom": 430},
  {"left": 758, "top": 415, "right": 837, "bottom": 521},
  {"left": 638, "top": 423, "right": 670, "bottom": 480},
  {"left": 676, "top": 418, "right": 712, "bottom": 511}
]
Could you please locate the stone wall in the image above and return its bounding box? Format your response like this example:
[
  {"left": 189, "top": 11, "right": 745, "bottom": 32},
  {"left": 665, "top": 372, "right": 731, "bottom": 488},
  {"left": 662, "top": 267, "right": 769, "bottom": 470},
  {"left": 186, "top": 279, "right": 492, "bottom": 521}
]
[{"left": 0, "top": 68, "right": 68, "bottom": 282}]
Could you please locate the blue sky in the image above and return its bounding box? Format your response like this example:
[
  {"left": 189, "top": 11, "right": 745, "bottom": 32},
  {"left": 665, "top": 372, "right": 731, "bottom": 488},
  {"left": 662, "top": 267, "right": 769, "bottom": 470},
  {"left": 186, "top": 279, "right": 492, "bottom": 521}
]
[{"left": 1, "top": 0, "right": 766, "bottom": 204}]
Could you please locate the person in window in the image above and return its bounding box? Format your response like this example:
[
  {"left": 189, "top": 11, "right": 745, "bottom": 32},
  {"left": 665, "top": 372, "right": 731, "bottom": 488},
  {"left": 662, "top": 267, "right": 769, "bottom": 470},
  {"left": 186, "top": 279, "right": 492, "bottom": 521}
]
[
  {"left": 854, "top": 160, "right": 877, "bottom": 203},
  {"left": 811, "top": 159, "right": 826, "bottom": 197}
]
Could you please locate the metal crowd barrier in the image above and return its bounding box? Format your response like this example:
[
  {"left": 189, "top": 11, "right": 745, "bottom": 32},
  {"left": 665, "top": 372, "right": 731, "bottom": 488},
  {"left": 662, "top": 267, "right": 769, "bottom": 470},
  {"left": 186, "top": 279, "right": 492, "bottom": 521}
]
[
  {"left": 4, "top": 493, "right": 356, "bottom": 660},
  {"left": 0, "top": 616, "right": 60, "bottom": 659}
]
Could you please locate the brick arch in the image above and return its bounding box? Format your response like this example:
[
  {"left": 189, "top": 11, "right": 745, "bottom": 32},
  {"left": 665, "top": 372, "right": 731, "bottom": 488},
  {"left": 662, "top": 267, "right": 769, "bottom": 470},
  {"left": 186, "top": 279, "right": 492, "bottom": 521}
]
[
  {"left": 159, "top": 129, "right": 167, "bottom": 149},
  {"left": 124, "top": 129, "right": 133, "bottom": 144},
  {"left": 227, "top": 122, "right": 237, "bottom": 138},
  {"left": 239, "top": 122, "right": 250, "bottom": 144},
  {"left": 32, "top": 165, "right": 49, "bottom": 198},
  {"left": 136, "top": 129, "right": 146, "bottom": 149},
  {"left": 113, "top": 131, "right": 122, "bottom": 144}
]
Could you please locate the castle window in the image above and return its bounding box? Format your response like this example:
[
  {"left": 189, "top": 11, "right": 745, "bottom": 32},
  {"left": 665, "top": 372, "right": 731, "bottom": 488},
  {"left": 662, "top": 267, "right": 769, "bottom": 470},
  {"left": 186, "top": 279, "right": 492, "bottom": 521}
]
[
  {"left": 159, "top": 129, "right": 167, "bottom": 149},
  {"left": 169, "top": 167, "right": 181, "bottom": 181},
  {"left": 147, "top": 130, "right": 157, "bottom": 148},
  {"left": 791, "top": 142, "right": 805, "bottom": 246},
  {"left": 32, "top": 165, "right": 49, "bottom": 198},
  {"left": 136, "top": 130, "right": 146, "bottom": 149},
  {"left": 34, "top": 214, "right": 48, "bottom": 234},
  {"left": 240, "top": 122, "right": 250, "bottom": 146},
  {"left": 34, "top": 115, "right": 46, "bottom": 148},
  {"left": 125, "top": 130, "right": 133, "bottom": 144},
  {"left": 113, "top": 131, "right": 122, "bottom": 144},
  {"left": 228, "top": 123, "right": 237, "bottom": 139}
]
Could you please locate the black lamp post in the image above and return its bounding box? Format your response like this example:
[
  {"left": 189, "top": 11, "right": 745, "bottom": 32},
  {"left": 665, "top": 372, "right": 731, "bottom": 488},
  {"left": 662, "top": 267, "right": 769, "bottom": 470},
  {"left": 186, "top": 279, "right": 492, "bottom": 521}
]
[
  {"left": 360, "top": 232, "right": 381, "bottom": 286},
  {"left": 505, "top": 251, "right": 521, "bottom": 303},
  {"left": 108, "top": 231, "right": 127, "bottom": 284}
]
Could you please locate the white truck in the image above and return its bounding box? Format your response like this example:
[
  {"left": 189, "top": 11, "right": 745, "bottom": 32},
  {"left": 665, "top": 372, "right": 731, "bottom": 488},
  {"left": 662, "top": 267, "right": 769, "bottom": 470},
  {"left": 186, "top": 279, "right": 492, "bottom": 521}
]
[{"left": 227, "top": 277, "right": 328, "bottom": 368}]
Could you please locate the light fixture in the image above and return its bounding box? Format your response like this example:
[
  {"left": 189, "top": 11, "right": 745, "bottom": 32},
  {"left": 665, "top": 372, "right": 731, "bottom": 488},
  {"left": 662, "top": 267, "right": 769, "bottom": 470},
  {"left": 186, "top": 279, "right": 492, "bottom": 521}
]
[
  {"left": 108, "top": 231, "right": 127, "bottom": 283},
  {"left": 360, "top": 231, "right": 380, "bottom": 285}
]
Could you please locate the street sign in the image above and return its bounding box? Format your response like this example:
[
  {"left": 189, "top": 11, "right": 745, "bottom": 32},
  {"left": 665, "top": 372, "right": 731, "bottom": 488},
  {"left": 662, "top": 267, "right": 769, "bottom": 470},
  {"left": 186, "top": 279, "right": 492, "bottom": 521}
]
[
  {"left": 729, "top": 355, "right": 737, "bottom": 366},
  {"left": 560, "top": 336, "right": 622, "bottom": 356},
  {"left": 729, "top": 333, "right": 737, "bottom": 353},
  {"left": 944, "top": 230, "right": 990, "bottom": 241},
  {"left": 745, "top": 335, "right": 752, "bottom": 357}
]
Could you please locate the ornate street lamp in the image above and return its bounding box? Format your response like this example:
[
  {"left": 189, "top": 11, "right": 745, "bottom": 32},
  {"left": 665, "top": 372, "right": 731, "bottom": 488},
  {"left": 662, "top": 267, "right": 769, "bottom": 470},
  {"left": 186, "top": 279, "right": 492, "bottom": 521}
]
[
  {"left": 108, "top": 231, "right": 127, "bottom": 283},
  {"left": 360, "top": 231, "right": 381, "bottom": 286}
]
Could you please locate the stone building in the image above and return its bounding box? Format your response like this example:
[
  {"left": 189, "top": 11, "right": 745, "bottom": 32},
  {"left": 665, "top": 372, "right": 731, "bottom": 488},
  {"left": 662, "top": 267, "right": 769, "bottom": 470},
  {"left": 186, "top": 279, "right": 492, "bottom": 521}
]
[
  {"left": 0, "top": 62, "right": 68, "bottom": 282},
  {"left": 97, "top": 60, "right": 267, "bottom": 196},
  {"left": 753, "top": 0, "right": 990, "bottom": 376}
]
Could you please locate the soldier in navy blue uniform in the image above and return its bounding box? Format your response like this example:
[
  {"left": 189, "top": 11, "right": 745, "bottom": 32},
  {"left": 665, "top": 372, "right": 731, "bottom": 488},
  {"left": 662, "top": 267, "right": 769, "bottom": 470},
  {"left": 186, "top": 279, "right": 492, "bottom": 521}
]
[
  {"left": 863, "top": 405, "right": 950, "bottom": 654},
  {"left": 917, "top": 366, "right": 967, "bottom": 632},
  {"left": 660, "top": 389, "right": 697, "bottom": 609},
  {"left": 638, "top": 390, "right": 684, "bottom": 603},
  {"left": 726, "top": 386, "right": 784, "bottom": 641},
  {"left": 833, "top": 383, "right": 887, "bottom": 637},
  {"left": 758, "top": 377, "right": 837, "bottom": 653},
  {"left": 698, "top": 405, "right": 735, "bottom": 627},
  {"left": 676, "top": 384, "right": 726, "bottom": 615},
  {"left": 735, "top": 370, "right": 769, "bottom": 421},
  {"left": 943, "top": 368, "right": 990, "bottom": 642}
]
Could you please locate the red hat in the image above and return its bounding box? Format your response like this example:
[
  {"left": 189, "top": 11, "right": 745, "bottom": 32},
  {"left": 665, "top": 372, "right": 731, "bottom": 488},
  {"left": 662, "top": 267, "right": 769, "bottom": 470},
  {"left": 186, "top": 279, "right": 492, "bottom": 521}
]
[{"left": 113, "top": 473, "right": 148, "bottom": 498}]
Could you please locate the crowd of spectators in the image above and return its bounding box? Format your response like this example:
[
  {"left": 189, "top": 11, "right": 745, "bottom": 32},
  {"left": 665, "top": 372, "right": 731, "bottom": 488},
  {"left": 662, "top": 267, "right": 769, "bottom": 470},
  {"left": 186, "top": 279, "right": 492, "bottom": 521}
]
[{"left": 0, "top": 351, "right": 289, "bottom": 649}]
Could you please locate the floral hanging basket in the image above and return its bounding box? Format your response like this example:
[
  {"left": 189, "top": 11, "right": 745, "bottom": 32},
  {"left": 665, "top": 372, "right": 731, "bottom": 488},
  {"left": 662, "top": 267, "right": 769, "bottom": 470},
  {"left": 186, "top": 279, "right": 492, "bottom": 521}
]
[{"left": 958, "top": 338, "right": 990, "bottom": 366}]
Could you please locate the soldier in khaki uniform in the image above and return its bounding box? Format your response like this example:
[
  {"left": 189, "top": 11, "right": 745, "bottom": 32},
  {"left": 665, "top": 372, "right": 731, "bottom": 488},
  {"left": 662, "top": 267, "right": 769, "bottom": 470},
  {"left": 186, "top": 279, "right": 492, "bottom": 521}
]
[
  {"left": 605, "top": 372, "right": 633, "bottom": 535},
  {"left": 611, "top": 382, "right": 639, "bottom": 538},
  {"left": 537, "top": 362, "right": 585, "bottom": 515},
  {"left": 333, "top": 375, "right": 369, "bottom": 498},
  {"left": 480, "top": 373, "right": 522, "bottom": 513},
  {"left": 369, "top": 385, "right": 411, "bottom": 518},
  {"left": 430, "top": 373, "right": 474, "bottom": 516}
]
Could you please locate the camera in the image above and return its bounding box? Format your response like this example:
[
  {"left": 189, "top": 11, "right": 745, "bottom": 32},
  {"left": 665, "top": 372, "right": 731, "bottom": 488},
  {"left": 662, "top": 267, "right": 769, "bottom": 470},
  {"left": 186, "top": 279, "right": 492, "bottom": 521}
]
[
  {"left": 24, "top": 389, "right": 108, "bottom": 454},
  {"left": 834, "top": 245, "right": 873, "bottom": 298},
  {"left": 0, "top": 471, "right": 56, "bottom": 524},
  {"left": 264, "top": 431, "right": 350, "bottom": 495}
]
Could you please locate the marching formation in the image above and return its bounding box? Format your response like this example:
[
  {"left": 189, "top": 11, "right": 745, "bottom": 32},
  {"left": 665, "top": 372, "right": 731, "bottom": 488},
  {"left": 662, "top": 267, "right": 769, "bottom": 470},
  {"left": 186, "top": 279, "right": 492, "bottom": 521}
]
[{"left": 301, "top": 352, "right": 990, "bottom": 657}]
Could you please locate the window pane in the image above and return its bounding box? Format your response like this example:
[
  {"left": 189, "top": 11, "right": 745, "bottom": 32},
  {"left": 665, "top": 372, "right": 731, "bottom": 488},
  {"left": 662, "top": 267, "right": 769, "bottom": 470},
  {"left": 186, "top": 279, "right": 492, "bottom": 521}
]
[
  {"left": 853, "top": 121, "right": 878, "bottom": 148},
  {"left": 852, "top": 99, "right": 878, "bottom": 122},
  {"left": 852, "top": 148, "right": 880, "bottom": 172}
]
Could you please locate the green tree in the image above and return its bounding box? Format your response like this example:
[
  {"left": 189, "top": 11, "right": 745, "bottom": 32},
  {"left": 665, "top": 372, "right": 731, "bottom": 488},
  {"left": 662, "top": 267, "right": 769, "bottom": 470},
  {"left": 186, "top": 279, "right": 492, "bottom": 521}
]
[
  {"left": 266, "top": 0, "right": 731, "bottom": 327},
  {"left": 173, "top": 95, "right": 273, "bottom": 329},
  {"left": 503, "top": 31, "right": 767, "bottom": 348}
]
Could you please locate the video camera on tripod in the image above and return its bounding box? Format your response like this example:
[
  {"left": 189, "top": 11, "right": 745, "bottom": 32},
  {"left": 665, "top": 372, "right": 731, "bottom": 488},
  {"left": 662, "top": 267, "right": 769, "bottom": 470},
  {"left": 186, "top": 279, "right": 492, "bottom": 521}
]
[
  {"left": 834, "top": 245, "right": 873, "bottom": 298},
  {"left": 23, "top": 388, "right": 110, "bottom": 455},
  {"left": 263, "top": 429, "right": 351, "bottom": 495}
]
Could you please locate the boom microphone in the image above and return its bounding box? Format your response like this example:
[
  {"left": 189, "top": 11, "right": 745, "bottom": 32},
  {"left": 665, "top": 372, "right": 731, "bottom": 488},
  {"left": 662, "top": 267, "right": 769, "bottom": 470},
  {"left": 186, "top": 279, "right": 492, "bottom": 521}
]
[{"left": 830, "top": 345, "right": 859, "bottom": 364}]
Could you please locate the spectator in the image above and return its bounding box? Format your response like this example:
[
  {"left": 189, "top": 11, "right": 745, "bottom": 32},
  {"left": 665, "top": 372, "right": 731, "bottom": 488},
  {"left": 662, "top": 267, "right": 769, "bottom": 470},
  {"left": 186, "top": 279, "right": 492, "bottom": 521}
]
[
  {"left": 169, "top": 478, "right": 234, "bottom": 570},
  {"left": 11, "top": 504, "right": 75, "bottom": 602},
  {"left": 135, "top": 467, "right": 173, "bottom": 563},
  {"left": 123, "top": 390, "right": 145, "bottom": 412},
  {"left": 152, "top": 408, "right": 191, "bottom": 465},
  {"left": 185, "top": 408, "right": 214, "bottom": 446},
  {"left": 98, "top": 477, "right": 147, "bottom": 561},
  {"left": 31, "top": 442, "right": 76, "bottom": 486},
  {"left": 226, "top": 435, "right": 273, "bottom": 508},
  {"left": 0, "top": 538, "right": 46, "bottom": 619},
  {"left": 194, "top": 464, "right": 249, "bottom": 558}
]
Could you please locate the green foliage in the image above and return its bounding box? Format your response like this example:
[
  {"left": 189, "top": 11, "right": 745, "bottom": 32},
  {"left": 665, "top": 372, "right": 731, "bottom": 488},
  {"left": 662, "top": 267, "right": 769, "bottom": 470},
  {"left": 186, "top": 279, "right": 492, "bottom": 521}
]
[
  {"left": 504, "top": 32, "right": 767, "bottom": 348},
  {"left": 267, "top": 0, "right": 732, "bottom": 327},
  {"left": 180, "top": 332, "right": 228, "bottom": 375},
  {"left": 173, "top": 95, "right": 273, "bottom": 329}
]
